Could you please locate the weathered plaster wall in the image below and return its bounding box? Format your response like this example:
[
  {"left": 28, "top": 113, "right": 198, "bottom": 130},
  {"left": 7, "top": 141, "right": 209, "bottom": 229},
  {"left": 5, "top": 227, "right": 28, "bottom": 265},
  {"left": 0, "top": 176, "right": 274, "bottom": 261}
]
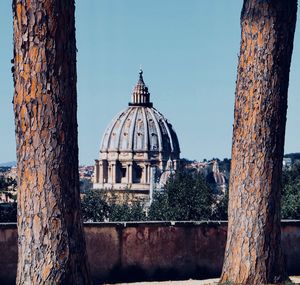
[
  {"left": 0, "top": 225, "right": 17, "bottom": 285},
  {"left": 0, "top": 221, "right": 299, "bottom": 284}
]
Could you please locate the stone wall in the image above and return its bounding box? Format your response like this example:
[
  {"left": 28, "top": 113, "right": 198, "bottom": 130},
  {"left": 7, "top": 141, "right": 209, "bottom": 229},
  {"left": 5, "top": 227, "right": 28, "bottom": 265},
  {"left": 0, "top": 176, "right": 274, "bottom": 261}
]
[{"left": 0, "top": 221, "right": 299, "bottom": 284}]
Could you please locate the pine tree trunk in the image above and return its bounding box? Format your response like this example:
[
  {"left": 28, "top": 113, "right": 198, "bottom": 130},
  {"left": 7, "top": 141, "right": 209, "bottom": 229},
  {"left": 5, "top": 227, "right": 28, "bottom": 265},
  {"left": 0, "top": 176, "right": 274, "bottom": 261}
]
[
  {"left": 12, "top": 1, "right": 91, "bottom": 284},
  {"left": 220, "top": 1, "right": 297, "bottom": 284}
]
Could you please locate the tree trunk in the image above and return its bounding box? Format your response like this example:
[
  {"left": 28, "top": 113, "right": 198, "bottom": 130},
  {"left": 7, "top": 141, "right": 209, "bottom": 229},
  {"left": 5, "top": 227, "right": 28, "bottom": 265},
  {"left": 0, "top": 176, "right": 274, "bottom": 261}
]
[
  {"left": 220, "top": 1, "right": 297, "bottom": 284},
  {"left": 12, "top": 0, "right": 91, "bottom": 284}
]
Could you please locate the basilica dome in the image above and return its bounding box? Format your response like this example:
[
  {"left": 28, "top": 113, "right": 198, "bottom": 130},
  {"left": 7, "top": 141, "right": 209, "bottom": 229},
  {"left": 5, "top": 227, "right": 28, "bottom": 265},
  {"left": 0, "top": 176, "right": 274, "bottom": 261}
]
[
  {"left": 94, "top": 70, "right": 180, "bottom": 201},
  {"left": 100, "top": 106, "right": 180, "bottom": 155}
]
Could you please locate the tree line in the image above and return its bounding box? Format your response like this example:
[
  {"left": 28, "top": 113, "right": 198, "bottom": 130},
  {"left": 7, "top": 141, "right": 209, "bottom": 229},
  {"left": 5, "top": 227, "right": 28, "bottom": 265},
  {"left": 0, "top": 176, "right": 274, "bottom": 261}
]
[{"left": 2, "top": 163, "right": 300, "bottom": 223}]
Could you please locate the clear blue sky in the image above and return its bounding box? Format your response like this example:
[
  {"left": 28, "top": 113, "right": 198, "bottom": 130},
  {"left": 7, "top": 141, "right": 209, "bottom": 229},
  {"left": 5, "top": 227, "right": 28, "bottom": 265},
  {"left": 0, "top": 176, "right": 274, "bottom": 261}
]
[{"left": 0, "top": 1, "right": 299, "bottom": 165}]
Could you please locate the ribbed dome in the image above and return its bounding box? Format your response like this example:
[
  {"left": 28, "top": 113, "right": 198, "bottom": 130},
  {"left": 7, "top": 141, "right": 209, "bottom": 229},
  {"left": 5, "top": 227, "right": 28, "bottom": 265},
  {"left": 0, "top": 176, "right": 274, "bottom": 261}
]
[
  {"left": 94, "top": 70, "right": 180, "bottom": 198},
  {"left": 100, "top": 106, "right": 180, "bottom": 156}
]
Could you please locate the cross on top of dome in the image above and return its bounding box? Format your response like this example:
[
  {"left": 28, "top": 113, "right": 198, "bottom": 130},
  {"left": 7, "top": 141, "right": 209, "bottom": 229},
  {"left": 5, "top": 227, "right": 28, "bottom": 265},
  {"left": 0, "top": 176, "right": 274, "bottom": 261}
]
[{"left": 129, "top": 69, "right": 153, "bottom": 107}]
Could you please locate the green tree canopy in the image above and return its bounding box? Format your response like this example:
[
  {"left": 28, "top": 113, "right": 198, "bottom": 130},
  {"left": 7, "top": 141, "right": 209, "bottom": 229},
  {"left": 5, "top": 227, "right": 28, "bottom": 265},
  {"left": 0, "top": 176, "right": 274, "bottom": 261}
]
[
  {"left": 148, "top": 170, "right": 215, "bottom": 221},
  {"left": 81, "top": 190, "right": 110, "bottom": 222},
  {"left": 282, "top": 161, "right": 300, "bottom": 219},
  {"left": 81, "top": 190, "right": 146, "bottom": 222}
]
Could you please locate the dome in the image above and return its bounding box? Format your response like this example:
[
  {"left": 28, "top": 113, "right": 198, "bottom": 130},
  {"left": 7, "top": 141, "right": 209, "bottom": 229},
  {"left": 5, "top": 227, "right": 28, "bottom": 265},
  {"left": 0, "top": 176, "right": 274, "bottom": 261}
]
[
  {"left": 100, "top": 69, "right": 180, "bottom": 158},
  {"left": 94, "top": 69, "right": 180, "bottom": 200},
  {"left": 100, "top": 106, "right": 180, "bottom": 156}
]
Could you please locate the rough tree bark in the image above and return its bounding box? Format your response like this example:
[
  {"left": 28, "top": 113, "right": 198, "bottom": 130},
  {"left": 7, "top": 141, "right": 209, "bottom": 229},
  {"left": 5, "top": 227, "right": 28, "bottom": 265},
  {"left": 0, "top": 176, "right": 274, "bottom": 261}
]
[
  {"left": 13, "top": 0, "right": 91, "bottom": 284},
  {"left": 220, "top": 1, "right": 297, "bottom": 284}
]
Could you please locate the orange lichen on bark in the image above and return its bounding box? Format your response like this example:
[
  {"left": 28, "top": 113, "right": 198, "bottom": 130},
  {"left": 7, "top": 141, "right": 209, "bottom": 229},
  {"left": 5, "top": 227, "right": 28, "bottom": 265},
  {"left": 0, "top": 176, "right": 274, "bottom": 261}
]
[
  {"left": 30, "top": 45, "right": 39, "bottom": 58},
  {"left": 41, "top": 264, "right": 52, "bottom": 280},
  {"left": 16, "top": 3, "right": 22, "bottom": 25},
  {"left": 30, "top": 78, "right": 37, "bottom": 98}
]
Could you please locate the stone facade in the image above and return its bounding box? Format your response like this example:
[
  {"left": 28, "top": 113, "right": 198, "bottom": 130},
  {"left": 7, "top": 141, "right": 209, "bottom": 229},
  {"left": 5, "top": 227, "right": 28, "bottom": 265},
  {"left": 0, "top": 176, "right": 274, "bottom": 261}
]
[{"left": 94, "top": 70, "right": 180, "bottom": 201}]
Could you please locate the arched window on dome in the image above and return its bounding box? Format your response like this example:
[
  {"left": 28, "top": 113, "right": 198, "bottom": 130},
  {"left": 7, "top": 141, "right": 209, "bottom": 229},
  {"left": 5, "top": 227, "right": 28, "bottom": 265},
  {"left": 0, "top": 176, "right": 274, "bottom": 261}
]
[
  {"left": 121, "top": 132, "right": 128, "bottom": 150},
  {"left": 135, "top": 116, "right": 145, "bottom": 150},
  {"left": 102, "top": 160, "right": 108, "bottom": 183},
  {"left": 136, "top": 132, "right": 144, "bottom": 150},
  {"left": 115, "top": 161, "right": 122, "bottom": 183},
  {"left": 115, "top": 161, "right": 127, "bottom": 184},
  {"left": 151, "top": 133, "right": 158, "bottom": 151},
  {"left": 121, "top": 167, "right": 127, "bottom": 183},
  {"left": 133, "top": 164, "right": 143, "bottom": 183}
]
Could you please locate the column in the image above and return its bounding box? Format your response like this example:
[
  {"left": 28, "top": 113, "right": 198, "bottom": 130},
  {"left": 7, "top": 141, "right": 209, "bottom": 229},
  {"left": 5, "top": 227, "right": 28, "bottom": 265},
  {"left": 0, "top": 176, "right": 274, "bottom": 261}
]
[
  {"left": 108, "top": 164, "right": 112, "bottom": 184},
  {"left": 149, "top": 166, "right": 155, "bottom": 204},
  {"left": 141, "top": 166, "right": 146, "bottom": 184},
  {"left": 142, "top": 164, "right": 149, "bottom": 184},
  {"left": 144, "top": 164, "right": 150, "bottom": 184},
  {"left": 111, "top": 161, "right": 116, "bottom": 184},
  {"left": 99, "top": 161, "right": 103, "bottom": 184},
  {"left": 94, "top": 159, "right": 99, "bottom": 183},
  {"left": 145, "top": 165, "right": 148, "bottom": 184},
  {"left": 127, "top": 163, "right": 132, "bottom": 184},
  {"left": 174, "top": 159, "right": 179, "bottom": 170}
]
